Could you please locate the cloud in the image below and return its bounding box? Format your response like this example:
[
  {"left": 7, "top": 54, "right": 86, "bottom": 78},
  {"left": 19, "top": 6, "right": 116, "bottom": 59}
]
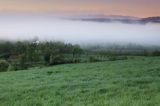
[{"left": 0, "top": 14, "right": 160, "bottom": 46}]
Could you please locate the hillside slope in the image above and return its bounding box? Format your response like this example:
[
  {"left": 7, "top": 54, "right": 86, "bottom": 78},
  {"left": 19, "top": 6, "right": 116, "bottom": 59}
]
[{"left": 0, "top": 57, "right": 160, "bottom": 106}]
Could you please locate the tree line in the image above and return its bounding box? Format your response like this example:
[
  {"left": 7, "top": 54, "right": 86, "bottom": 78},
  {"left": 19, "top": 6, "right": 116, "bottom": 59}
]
[
  {"left": 1, "top": 40, "right": 160, "bottom": 72},
  {"left": 0, "top": 40, "right": 83, "bottom": 71}
]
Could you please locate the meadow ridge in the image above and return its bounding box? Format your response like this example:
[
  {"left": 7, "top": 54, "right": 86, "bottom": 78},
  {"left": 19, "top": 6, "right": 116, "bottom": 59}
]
[
  {"left": 0, "top": 56, "right": 160, "bottom": 106},
  {"left": 1, "top": 0, "right": 160, "bottom": 106}
]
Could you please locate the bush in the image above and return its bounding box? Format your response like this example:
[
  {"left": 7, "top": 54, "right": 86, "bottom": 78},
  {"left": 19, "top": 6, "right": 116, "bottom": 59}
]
[
  {"left": 0, "top": 60, "right": 9, "bottom": 72},
  {"left": 119, "top": 56, "right": 128, "bottom": 60},
  {"left": 19, "top": 54, "right": 28, "bottom": 70},
  {"left": 89, "top": 56, "right": 99, "bottom": 62},
  {"left": 108, "top": 56, "right": 117, "bottom": 61},
  {"left": 49, "top": 54, "right": 65, "bottom": 65},
  {"left": 152, "top": 50, "right": 160, "bottom": 56},
  {"left": 75, "top": 58, "right": 81, "bottom": 63},
  {"left": 108, "top": 56, "right": 128, "bottom": 61},
  {"left": 8, "top": 65, "right": 16, "bottom": 71}
]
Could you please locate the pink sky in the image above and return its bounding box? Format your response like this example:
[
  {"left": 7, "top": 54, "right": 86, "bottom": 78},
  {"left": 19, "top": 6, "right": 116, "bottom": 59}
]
[{"left": 0, "top": 0, "right": 159, "bottom": 17}]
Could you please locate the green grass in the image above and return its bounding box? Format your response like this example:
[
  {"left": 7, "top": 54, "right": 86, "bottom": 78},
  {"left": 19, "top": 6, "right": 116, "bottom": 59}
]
[{"left": 0, "top": 57, "right": 160, "bottom": 106}]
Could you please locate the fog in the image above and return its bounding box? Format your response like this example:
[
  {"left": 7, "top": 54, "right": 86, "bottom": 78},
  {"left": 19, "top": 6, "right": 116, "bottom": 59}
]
[{"left": 0, "top": 15, "right": 160, "bottom": 46}]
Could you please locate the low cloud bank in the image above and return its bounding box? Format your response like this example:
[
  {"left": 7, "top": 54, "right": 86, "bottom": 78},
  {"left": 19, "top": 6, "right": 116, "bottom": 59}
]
[{"left": 0, "top": 14, "right": 160, "bottom": 46}]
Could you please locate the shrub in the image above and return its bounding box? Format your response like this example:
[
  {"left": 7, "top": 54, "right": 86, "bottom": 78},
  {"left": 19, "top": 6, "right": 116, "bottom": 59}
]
[
  {"left": 108, "top": 56, "right": 128, "bottom": 61},
  {"left": 89, "top": 56, "right": 99, "bottom": 62},
  {"left": 119, "top": 56, "right": 128, "bottom": 60},
  {"left": 152, "top": 50, "right": 160, "bottom": 56},
  {"left": 0, "top": 60, "right": 9, "bottom": 72},
  {"left": 108, "top": 56, "right": 117, "bottom": 61},
  {"left": 8, "top": 65, "right": 16, "bottom": 71},
  {"left": 19, "top": 54, "right": 28, "bottom": 70},
  {"left": 74, "top": 58, "right": 81, "bottom": 63},
  {"left": 49, "top": 54, "right": 65, "bottom": 65}
]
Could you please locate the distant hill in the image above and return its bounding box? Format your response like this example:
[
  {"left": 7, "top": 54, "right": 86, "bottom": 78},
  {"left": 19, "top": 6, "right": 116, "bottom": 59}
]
[
  {"left": 140, "top": 17, "right": 160, "bottom": 24},
  {"left": 67, "top": 15, "right": 160, "bottom": 24}
]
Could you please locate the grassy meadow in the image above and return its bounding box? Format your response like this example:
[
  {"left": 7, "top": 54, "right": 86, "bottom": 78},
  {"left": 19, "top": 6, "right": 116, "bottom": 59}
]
[{"left": 0, "top": 56, "right": 160, "bottom": 106}]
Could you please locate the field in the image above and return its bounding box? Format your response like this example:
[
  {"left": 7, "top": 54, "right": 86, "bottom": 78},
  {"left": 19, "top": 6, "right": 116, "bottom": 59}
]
[{"left": 0, "top": 57, "right": 160, "bottom": 106}]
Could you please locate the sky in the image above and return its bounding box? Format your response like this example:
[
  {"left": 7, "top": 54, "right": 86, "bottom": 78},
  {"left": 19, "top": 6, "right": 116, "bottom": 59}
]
[
  {"left": 0, "top": 0, "right": 160, "bottom": 17},
  {"left": 0, "top": 0, "right": 160, "bottom": 46}
]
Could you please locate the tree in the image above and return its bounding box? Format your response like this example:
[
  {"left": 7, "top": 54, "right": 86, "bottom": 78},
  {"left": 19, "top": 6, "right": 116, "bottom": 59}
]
[
  {"left": 0, "top": 60, "right": 9, "bottom": 72},
  {"left": 19, "top": 53, "right": 28, "bottom": 70},
  {"left": 73, "top": 45, "right": 83, "bottom": 57}
]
